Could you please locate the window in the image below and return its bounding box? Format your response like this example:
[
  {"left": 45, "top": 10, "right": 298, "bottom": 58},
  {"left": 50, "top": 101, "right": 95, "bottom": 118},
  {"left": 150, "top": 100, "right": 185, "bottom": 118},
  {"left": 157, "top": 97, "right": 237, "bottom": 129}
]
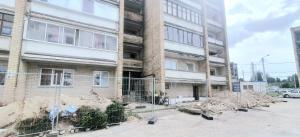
[
  {"left": 186, "top": 10, "right": 191, "bottom": 21},
  {"left": 106, "top": 36, "right": 117, "bottom": 50},
  {"left": 40, "top": 68, "right": 74, "bottom": 87},
  {"left": 210, "top": 69, "right": 216, "bottom": 76},
  {"left": 0, "top": 13, "right": 14, "bottom": 36},
  {"left": 172, "top": 3, "right": 177, "bottom": 16},
  {"left": 178, "top": 6, "right": 182, "bottom": 18},
  {"left": 63, "top": 27, "right": 75, "bottom": 45},
  {"left": 46, "top": 24, "right": 60, "bottom": 43},
  {"left": 93, "top": 71, "right": 109, "bottom": 87},
  {"left": 82, "top": 0, "right": 94, "bottom": 13},
  {"left": 243, "top": 85, "right": 247, "bottom": 90},
  {"left": 182, "top": 8, "right": 187, "bottom": 20},
  {"left": 165, "top": 58, "right": 177, "bottom": 70},
  {"left": 0, "top": 65, "right": 7, "bottom": 85},
  {"left": 163, "top": 0, "right": 167, "bottom": 13},
  {"left": 27, "top": 20, "right": 46, "bottom": 41},
  {"left": 248, "top": 85, "right": 254, "bottom": 90},
  {"left": 165, "top": 25, "right": 203, "bottom": 47},
  {"left": 94, "top": 33, "right": 105, "bottom": 49},
  {"left": 192, "top": 34, "right": 202, "bottom": 47},
  {"left": 167, "top": 1, "right": 172, "bottom": 14},
  {"left": 79, "top": 30, "right": 93, "bottom": 48},
  {"left": 186, "top": 63, "right": 194, "bottom": 72}
]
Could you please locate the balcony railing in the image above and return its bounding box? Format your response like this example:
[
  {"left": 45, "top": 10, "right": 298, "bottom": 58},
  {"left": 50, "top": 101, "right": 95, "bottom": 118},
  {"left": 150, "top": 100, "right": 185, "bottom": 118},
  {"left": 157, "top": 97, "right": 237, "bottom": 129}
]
[
  {"left": 123, "top": 59, "right": 143, "bottom": 68},
  {"left": 209, "top": 56, "right": 225, "bottom": 63},
  {"left": 208, "top": 37, "right": 224, "bottom": 46},
  {"left": 125, "top": 10, "right": 143, "bottom": 22},
  {"left": 124, "top": 34, "right": 143, "bottom": 45},
  {"left": 165, "top": 69, "right": 206, "bottom": 81}
]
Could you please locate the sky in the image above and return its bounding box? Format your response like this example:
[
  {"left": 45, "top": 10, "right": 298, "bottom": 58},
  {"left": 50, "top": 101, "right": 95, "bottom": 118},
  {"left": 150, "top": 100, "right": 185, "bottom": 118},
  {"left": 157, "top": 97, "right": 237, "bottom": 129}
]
[{"left": 224, "top": 0, "right": 300, "bottom": 80}]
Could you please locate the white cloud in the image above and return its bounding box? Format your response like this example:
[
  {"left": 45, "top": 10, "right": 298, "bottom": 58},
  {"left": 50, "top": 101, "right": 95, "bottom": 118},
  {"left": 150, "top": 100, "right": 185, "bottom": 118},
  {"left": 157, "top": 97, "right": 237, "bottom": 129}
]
[{"left": 225, "top": 0, "right": 299, "bottom": 80}]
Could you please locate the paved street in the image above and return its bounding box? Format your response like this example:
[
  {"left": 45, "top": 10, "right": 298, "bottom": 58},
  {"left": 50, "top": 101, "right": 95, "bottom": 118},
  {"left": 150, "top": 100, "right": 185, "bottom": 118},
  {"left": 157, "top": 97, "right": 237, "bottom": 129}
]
[{"left": 66, "top": 99, "right": 300, "bottom": 137}]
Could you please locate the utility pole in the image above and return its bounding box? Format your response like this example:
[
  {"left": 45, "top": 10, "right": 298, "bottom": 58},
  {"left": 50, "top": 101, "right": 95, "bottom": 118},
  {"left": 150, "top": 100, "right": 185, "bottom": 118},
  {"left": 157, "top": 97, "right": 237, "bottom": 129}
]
[
  {"left": 262, "top": 58, "right": 267, "bottom": 82},
  {"left": 251, "top": 62, "right": 256, "bottom": 82}
]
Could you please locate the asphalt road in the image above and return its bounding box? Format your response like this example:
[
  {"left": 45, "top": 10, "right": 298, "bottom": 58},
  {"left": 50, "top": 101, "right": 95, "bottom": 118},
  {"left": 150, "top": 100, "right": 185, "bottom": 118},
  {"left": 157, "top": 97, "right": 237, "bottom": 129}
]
[{"left": 66, "top": 98, "right": 300, "bottom": 137}]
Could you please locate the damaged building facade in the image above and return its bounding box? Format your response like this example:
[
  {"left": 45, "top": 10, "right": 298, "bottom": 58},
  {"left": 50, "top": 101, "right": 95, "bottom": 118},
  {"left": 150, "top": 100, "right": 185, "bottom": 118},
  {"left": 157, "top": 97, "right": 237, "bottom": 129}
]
[{"left": 0, "top": 0, "right": 232, "bottom": 104}]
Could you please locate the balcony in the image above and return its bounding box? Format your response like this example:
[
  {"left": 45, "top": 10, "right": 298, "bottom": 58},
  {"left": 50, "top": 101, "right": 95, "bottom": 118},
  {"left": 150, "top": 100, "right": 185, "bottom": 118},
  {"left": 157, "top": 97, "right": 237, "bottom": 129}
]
[
  {"left": 208, "top": 37, "right": 224, "bottom": 46},
  {"left": 165, "top": 69, "right": 206, "bottom": 83},
  {"left": 207, "top": 18, "right": 223, "bottom": 28},
  {"left": 164, "top": 41, "right": 205, "bottom": 56},
  {"left": 211, "top": 76, "right": 227, "bottom": 85},
  {"left": 164, "top": 14, "right": 203, "bottom": 33},
  {"left": 209, "top": 56, "right": 225, "bottom": 64},
  {"left": 22, "top": 40, "right": 118, "bottom": 66},
  {"left": 124, "top": 34, "right": 143, "bottom": 45},
  {"left": 125, "top": 10, "right": 143, "bottom": 22},
  {"left": 123, "top": 59, "right": 143, "bottom": 68},
  {"left": 0, "top": 36, "right": 11, "bottom": 51}
]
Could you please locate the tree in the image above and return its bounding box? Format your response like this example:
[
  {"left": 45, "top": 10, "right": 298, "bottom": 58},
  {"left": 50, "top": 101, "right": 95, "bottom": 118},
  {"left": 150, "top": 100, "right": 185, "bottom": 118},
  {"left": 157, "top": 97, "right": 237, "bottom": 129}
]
[{"left": 256, "top": 72, "right": 264, "bottom": 82}]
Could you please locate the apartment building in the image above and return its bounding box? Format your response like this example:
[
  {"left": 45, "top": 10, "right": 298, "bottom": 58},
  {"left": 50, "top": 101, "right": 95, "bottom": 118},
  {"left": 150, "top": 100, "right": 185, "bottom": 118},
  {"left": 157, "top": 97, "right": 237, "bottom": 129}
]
[
  {"left": 291, "top": 26, "right": 300, "bottom": 86},
  {"left": 0, "top": 0, "right": 231, "bottom": 103},
  {"left": 0, "top": 0, "right": 123, "bottom": 103},
  {"left": 144, "top": 0, "right": 232, "bottom": 100}
]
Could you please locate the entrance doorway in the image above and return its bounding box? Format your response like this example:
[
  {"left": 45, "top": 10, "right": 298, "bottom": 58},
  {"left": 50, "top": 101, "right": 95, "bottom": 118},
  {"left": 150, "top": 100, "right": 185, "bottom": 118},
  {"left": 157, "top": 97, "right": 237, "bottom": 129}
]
[{"left": 193, "top": 86, "right": 199, "bottom": 101}]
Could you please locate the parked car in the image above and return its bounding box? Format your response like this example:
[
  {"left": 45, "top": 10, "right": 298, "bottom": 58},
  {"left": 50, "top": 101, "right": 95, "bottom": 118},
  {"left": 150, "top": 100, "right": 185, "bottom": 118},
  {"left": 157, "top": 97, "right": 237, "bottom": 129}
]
[{"left": 283, "top": 89, "right": 300, "bottom": 98}]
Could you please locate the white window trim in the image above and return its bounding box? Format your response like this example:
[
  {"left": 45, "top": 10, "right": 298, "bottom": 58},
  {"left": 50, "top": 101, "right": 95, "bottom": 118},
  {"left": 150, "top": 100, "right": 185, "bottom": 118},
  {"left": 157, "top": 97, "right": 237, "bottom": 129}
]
[
  {"left": 25, "top": 19, "right": 118, "bottom": 52},
  {"left": 39, "top": 68, "right": 74, "bottom": 87},
  {"left": 93, "top": 71, "right": 109, "bottom": 88}
]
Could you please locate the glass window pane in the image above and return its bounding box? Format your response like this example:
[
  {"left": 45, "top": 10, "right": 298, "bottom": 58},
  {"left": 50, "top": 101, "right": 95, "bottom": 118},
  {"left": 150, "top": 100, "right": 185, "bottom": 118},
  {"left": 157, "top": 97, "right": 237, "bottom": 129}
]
[
  {"left": 46, "top": 24, "right": 60, "bottom": 43},
  {"left": 187, "top": 63, "right": 194, "bottom": 72},
  {"left": 178, "top": 6, "right": 182, "bottom": 18},
  {"left": 172, "top": 3, "right": 177, "bottom": 16},
  {"left": 163, "top": 0, "right": 167, "bottom": 13},
  {"left": 94, "top": 33, "right": 105, "bottom": 49},
  {"left": 94, "top": 73, "right": 101, "bottom": 86},
  {"left": 191, "top": 11, "right": 194, "bottom": 22},
  {"left": 101, "top": 72, "right": 109, "bottom": 87},
  {"left": 187, "top": 32, "right": 192, "bottom": 45},
  {"left": 79, "top": 30, "right": 93, "bottom": 48},
  {"left": 167, "top": 2, "right": 172, "bottom": 14},
  {"left": 1, "top": 21, "right": 13, "bottom": 35},
  {"left": 27, "top": 20, "right": 46, "bottom": 41},
  {"left": 0, "top": 14, "right": 3, "bottom": 20},
  {"left": 106, "top": 36, "right": 117, "bottom": 50},
  {"left": 63, "top": 27, "right": 75, "bottom": 45},
  {"left": 192, "top": 34, "right": 201, "bottom": 47},
  {"left": 164, "top": 26, "right": 168, "bottom": 40},
  {"left": 53, "top": 70, "right": 63, "bottom": 85},
  {"left": 82, "top": 0, "right": 94, "bottom": 13},
  {"left": 167, "top": 26, "right": 173, "bottom": 41},
  {"left": 63, "top": 70, "right": 73, "bottom": 86},
  {"left": 187, "top": 10, "right": 191, "bottom": 21},
  {"left": 40, "top": 69, "right": 52, "bottom": 86},
  {"left": 165, "top": 58, "right": 177, "bottom": 70},
  {"left": 3, "top": 14, "right": 13, "bottom": 22},
  {"left": 178, "top": 30, "right": 184, "bottom": 43},
  {"left": 182, "top": 8, "right": 186, "bottom": 20},
  {"left": 183, "top": 31, "right": 188, "bottom": 44}
]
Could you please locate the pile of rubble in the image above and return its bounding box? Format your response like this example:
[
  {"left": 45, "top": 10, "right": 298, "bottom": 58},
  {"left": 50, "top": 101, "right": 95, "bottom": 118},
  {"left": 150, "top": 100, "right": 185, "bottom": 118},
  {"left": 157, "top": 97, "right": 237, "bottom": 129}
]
[
  {"left": 180, "top": 91, "right": 279, "bottom": 116},
  {"left": 0, "top": 91, "right": 112, "bottom": 128}
]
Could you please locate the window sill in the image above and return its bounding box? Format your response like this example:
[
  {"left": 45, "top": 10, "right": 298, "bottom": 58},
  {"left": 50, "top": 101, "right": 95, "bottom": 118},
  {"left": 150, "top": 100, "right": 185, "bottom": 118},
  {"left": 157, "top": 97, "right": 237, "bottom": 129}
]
[{"left": 38, "top": 86, "right": 73, "bottom": 88}]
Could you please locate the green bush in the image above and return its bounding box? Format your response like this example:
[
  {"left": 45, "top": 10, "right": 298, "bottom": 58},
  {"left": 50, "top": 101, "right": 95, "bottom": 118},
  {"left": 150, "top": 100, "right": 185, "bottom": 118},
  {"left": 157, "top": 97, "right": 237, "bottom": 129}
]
[
  {"left": 73, "top": 106, "right": 107, "bottom": 130},
  {"left": 105, "top": 102, "right": 126, "bottom": 124},
  {"left": 16, "top": 115, "right": 52, "bottom": 135}
]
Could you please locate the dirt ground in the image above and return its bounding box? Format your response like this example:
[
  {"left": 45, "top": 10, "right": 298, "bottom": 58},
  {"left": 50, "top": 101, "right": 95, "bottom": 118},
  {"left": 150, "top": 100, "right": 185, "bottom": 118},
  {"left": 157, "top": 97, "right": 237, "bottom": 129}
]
[{"left": 65, "top": 98, "right": 300, "bottom": 137}]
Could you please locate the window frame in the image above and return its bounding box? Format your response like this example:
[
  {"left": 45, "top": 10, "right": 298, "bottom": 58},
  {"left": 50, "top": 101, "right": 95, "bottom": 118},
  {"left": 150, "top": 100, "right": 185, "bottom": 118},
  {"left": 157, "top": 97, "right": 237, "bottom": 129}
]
[
  {"left": 0, "top": 13, "right": 14, "bottom": 36},
  {"left": 165, "top": 58, "right": 177, "bottom": 70},
  {"left": 26, "top": 19, "right": 118, "bottom": 52},
  {"left": 93, "top": 71, "right": 110, "bottom": 88},
  {"left": 39, "top": 68, "right": 74, "bottom": 87}
]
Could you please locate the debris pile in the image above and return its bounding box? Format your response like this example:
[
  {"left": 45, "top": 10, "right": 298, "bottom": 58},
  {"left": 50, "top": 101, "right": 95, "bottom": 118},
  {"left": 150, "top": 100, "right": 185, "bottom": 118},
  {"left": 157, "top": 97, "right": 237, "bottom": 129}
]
[{"left": 180, "top": 91, "right": 279, "bottom": 116}]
